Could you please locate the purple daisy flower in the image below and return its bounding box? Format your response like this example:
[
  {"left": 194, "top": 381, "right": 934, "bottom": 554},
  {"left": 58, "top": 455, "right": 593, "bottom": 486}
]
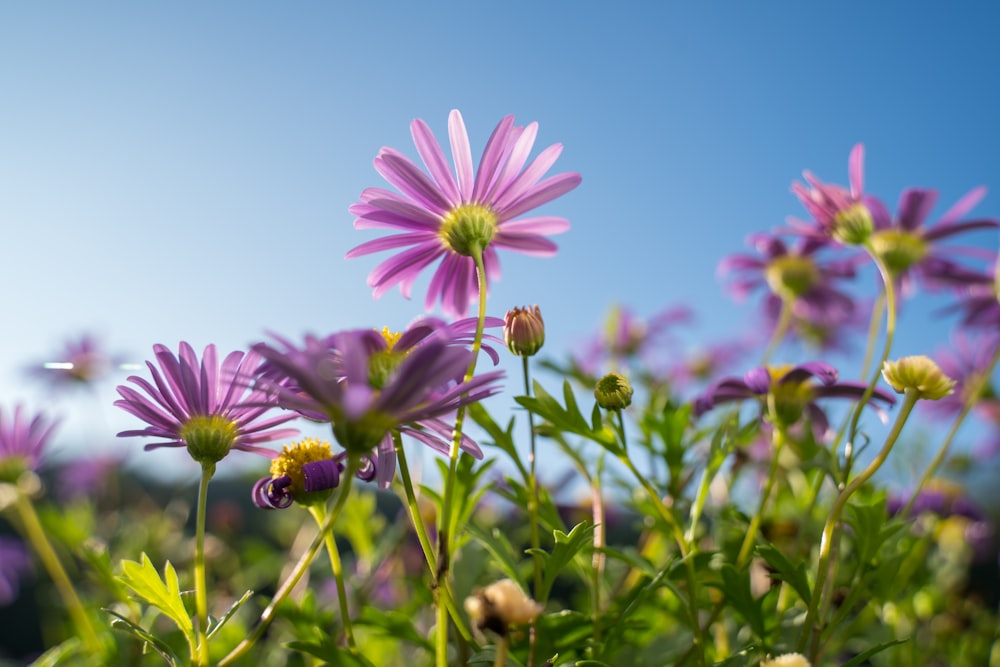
[
  {"left": 720, "top": 232, "right": 860, "bottom": 328},
  {"left": 0, "top": 537, "right": 33, "bottom": 607},
  {"left": 573, "top": 304, "right": 694, "bottom": 376},
  {"left": 347, "top": 109, "right": 581, "bottom": 317},
  {"left": 925, "top": 332, "right": 1000, "bottom": 420},
  {"left": 789, "top": 143, "right": 872, "bottom": 237},
  {"left": 866, "top": 186, "right": 998, "bottom": 294},
  {"left": 0, "top": 404, "right": 59, "bottom": 480},
  {"left": 28, "top": 333, "right": 121, "bottom": 390},
  {"left": 950, "top": 280, "right": 1000, "bottom": 330},
  {"left": 253, "top": 328, "right": 505, "bottom": 489},
  {"left": 693, "top": 361, "right": 896, "bottom": 437},
  {"left": 115, "top": 342, "right": 299, "bottom": 466}
]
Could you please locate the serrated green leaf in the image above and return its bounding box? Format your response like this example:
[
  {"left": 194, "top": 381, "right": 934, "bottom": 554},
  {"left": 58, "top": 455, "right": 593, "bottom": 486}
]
[
  {"left": 467, "top": 523, "right": 528, "bottom": 588},
  {"left": 118, "top": 553, "right": 195, "bottom": 642},
  {"left": 712, "top": 564, "right": 766, "bottom": 640},
  {"left": 105, "top": 609, "right": 180, "bottom": 666},
  {"left": 536, "top": 521, "right": 595, "bottom": 601},
  {"left": 840, "top": 637, "right": 908, "bottom": 667},
  {"left": 755, "top": 543, "right": 811, "bottom": 603},
  {"left": 27, "top": 638, "right": 84, "bottom": 667}
]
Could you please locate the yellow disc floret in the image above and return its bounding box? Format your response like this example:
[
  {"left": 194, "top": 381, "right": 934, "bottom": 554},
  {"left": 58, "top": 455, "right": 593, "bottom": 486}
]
[
  {"left": 869, "top": 229, "right": 930, "bottom": 277},
  {"left": 764, "top": 256, "right": 820, "bottom": 301},
  {"left": 439, "top": 203, "right": 497, "bottom": 256},
  {"left": 765, "top": 365, "right": 817, "bottom": 427},
  {"left": 270, "top": 438, "right": 334, "bottom": 506}
]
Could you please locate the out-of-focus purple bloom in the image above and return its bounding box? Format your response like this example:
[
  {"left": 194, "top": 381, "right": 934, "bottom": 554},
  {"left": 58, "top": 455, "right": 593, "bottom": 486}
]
[
  {"left": 669, "top": 339, "right": 751, "bottom": 390},
  {"left": 889, "top": 481, "right": 997, "bottom": 564},
  {"left": 115, "top": 343, "right": 299, "bottom": 466},
  {"left": 789, "top": 143, "right": 873, "bottom": 238},
  {"left": 867, "top": 186, "right": 998, "bottom": 294},
  {"left": 0, "top": 405, "right": 59, "bottom": 480},
  {"left": 56, "top": 454, "right": 122, "bottom": 501},
  {"left": 925, "top": 333, "right": 1000, "bottom": 420},
  {"left": 760, "top": 293, "right": 870, "bottom": 355},
  {"left": 574, "top": 304, "right": 694, "bottom": 376},
  {"left": 693, "top": 361, "right": 896, "bottom": 436},
  {"left": 253, "top": 328, "right": 504, "bottom": 488},
  {"left": 28, "top": 334, "right": 121, "bottom": 390},
  {"left": 720, "top": 232, "right": 859, "bottom": 336},
  {"left": 0, "top": 537, "right": 33, "bottom": 606},
  {"left": 347, "top": 109, "right": 581, "bottom": 318},
  {"left": 950, "top": 281, "right": 1000, "bottom": 330}
]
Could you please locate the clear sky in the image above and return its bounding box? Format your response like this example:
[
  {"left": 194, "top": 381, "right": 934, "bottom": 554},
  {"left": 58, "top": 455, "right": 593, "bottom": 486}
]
[{"left": 2, "top": 3, "right": 998, "bottom": 480}]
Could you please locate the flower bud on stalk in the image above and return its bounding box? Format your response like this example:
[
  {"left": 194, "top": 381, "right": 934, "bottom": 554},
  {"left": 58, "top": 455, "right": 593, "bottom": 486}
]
[
  {"left": 595, "top": 372, "right": 634, "bottom": 410},
  {"left": 882, "top": 355, "right": 957, "bottom": 400},
  {"left": 504, "top": 305, "right": 545, "bottom": 357}
]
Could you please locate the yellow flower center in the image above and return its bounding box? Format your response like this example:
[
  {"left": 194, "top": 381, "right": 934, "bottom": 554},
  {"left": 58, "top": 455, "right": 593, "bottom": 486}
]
[
  {"left": 439, "top": 204, "right": 497, "bottom": 256},
  {"left": 270, "top": 438, "right": 334, "bottom": 503},
  {"left": 765, "top": 365, "right": 816, "bottom": 427},
  {"left": 369, "top": 328, "right": 406, "bottom": 390}
]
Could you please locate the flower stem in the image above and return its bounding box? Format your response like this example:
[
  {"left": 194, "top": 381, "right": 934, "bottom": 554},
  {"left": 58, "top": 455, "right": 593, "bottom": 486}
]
[
  {"left": 308, "top": 503, "right": 357, "bottom": 652},
  {"left": 735, "top": 424, "right": 786, "bottom": 567},
  {"left": 903, "top": 342, "right": 1000, "bottom": 518},
  {"left": 519, "top": 354, "right": 544, "bottom": 667},
  {"left": 437, "top": 245, "right": 489, "bottom": 667},
  {"left": 493, "top": 636, "right": 509, "bottom": 667},
  {"left": 843, "top": 249, "right": 897, "bottom": 481},
  {"left": 798, "top": 389, "right": 919, "bottom": 660},
  {"left": 192, "top": 462, "right": 214, "bottom": 667},
  {"left": 761, "top": 298, "right": 793, "bottom": 366},
  {"left": 218, "top": 460, "right": 357, "bottom": 667},
  {"left": 11, "top": 481, "right": 103, "bottom": 655}
]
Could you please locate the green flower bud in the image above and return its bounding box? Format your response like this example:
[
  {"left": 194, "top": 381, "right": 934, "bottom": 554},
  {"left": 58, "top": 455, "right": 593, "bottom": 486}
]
[
  {"left": 595, "top": 372, "right": 633, "bottom": 410},
  {"left": 881, "top": 355, "right": 956, "bottom": 400},
  {"left": 504, "top": 305, "right": 545, "bottom": 357}
]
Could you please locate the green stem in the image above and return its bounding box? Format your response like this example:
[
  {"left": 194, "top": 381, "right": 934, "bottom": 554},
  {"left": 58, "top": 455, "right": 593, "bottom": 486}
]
[
  {"left": 521, "top": 354, "right": 543, "bottom": 667},
  {"left": 308, "top": 503, "right": 357, "bottom": 651},
  {"left": 760, "top": 298, "right": 794, "bottom": 366},
  {"left": 859, "top": 291, "right": 886, "bottom": 380},
  {"left": 193, "top": 463, "right": 214, "bottom": 666},
  {"left": 902, "top": 343, "right": 1000, "bottom": 518},
  {"left": 493, "top": 636, "right": 509, "bottom": 667},
  {"left": 218, "top": 461, "right": 357, "bottom": 667},
  {"left": 799, "top": 389, "right": 920, "bottom": 659},
  {"left": 394, "top": 433, "right": 474, "bottom": 644},
  {"left": 614, "top": 411, "right": 705, "bottom": 667},
  {"left": 735, "top": 424, "right": 786, "bottom": 567},
  {"left": 843, "top": 248, "right": 898, "bottom": 481},
  {"left": 437, "top": 245, "right": 489, "bottom": 667},
  {"left": 12, "top": 483, "right": 103, "bottom": 654}
]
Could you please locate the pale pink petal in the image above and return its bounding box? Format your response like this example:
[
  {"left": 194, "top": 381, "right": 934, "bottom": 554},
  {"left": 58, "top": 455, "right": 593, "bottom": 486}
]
[
  {"left": 448, "top": 110, "right": 475, "bottom": 201},
  {"left": 938, "top": 186, "right": 987, "bottom": 226},
  {"left": 497, "top": 216, "right": 570, "bottom": 235},
  {"left": 482, "top": 122, "right": 538, "bottom": 203},
  {"left": 492, "top": 143, "right": 564, "bottom": 212},
  {"left": 493, "top": 232, "right": 559, "bottom": 256},
  {"left": 411, "top": 118, "right": 460, "bottom": 205},
  {"left": 376, "top": 149, "right": 452, "bottom": 214},
  {"left": 472, "top": 115, "right": 516, "bottom": 202},
  {"left": 346, "top": 232, "right": 433, "bottom": 259},
  {"left": 499, "top": 172, "right": 582, "bottom": 221},
  {"left": 848, "top": 143, "right": 865, "bottom": 198}
]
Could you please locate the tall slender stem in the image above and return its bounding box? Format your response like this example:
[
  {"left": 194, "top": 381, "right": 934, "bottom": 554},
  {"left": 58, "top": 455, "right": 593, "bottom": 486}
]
[
  {"left": 192, "top": 463, "right": 214, "bottom": 666},
  {"left": 437, "top": 245, "right": 489, "bottom": 667},
  {"left": 761, "top": 298, "right": 794, "bottom": 366},
  {"left": 736, "top": 424, "right": 786, "bottom": 567},
  {"left": 520, "top": 354, "right": 543, "bottom": 667},
  {"left": 799, "top": 389, "right": 919, "bottom": 659},
  {"left": 219, "top": 462, "right": 357, "bottom": 667},
  {"left": 308, "top": 503, "right": 357, "bottom": 651},
  {"left": 12, "top": 485, "right": 103, "bottom": 654}
]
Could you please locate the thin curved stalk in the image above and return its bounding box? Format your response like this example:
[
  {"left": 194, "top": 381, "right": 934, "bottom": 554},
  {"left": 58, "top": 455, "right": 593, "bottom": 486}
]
[{"left": 308, "top": 503, "right": 357, "bottom": 651}]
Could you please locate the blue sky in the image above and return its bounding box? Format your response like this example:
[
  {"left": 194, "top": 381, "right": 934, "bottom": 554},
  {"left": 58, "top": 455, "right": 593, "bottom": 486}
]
[{"left": 1, "top": 3, "right": 998, "bottom": 481}]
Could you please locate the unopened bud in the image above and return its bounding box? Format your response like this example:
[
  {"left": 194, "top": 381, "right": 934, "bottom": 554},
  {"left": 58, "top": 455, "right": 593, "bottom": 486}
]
[
  {"left": 761, "top": 654, "right": 811, "bottom": 667},
  {"left": 504, "top": 305, "right": 545, "bottom": 357},
  {"left": 595, "top": 373, "right": 633, "bottom": 410},
  {"left": 464, "top": 579, "right": 543, "bottom": 636}
]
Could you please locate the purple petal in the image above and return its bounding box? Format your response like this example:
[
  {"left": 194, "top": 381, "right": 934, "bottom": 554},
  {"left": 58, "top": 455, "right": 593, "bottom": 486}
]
[
  {"left": 411, "top": 117, "right": 460, "bottom": 206},
  {"left": 449, "top": 110, "right": 475, "bottom": 201}
]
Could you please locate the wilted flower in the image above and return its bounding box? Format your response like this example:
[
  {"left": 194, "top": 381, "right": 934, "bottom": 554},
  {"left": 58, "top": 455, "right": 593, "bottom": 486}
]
[
  {"left": 252, "top": 438, "right": 380, "bottom": 509},
  {"left": 504, "top": 305, "right": 545, "bottom": 357},
  {"left": 882, "top": 355, "right": 957, "bottom": 401},
  {"left": 0, "top": 405, "right": 59, "bottom": 482},
  {"left": 115, "top": 343, "right": 299, "bottom": 467},
  {"left": 464, "top": 578, "right": 543, "bottom": 636},
  {"left": 760, "top": 653, "right": 811, "bottom": 667},
  {"left": 0, "top": 537, "right": 33, "bottom": 607},
  {"left": 347, "top": 109, "right": 581, "bottom": 317},
  {"left": 694, "top": 361, "right": 896, "bottom": 436},
  {"left": 595, "top": 373, "right": 634, "bottom": 411},
  {"left": 254, "top": 328, "right": 505, "bottom": 487}
]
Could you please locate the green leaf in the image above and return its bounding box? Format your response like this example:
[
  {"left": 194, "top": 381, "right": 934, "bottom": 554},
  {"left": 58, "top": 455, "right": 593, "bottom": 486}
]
[
  {"left": 516, "top": 381, "right": 617, "bottom": 449},
  {"left": 467, "top": 523, "right": 528, "bottom": 588},
  {"left": 711, "top": 564, "right": 766, "bottom": 640},
  {"left": 468, "top": 402, "right": 528, "bottom": 478},
  {"left": 353, "top": 607, "right": 434, "bottom": 651},
  {"left": 27, "top": 639, "right": 84, "bottom": 667},
  {"left": 118, "top": 553, "right": 195, "bottom": 642},
  {"left": 840, "top": 637, "right": 909, "bottom": 667},
  {"left": 105, "top": 609, "right": 180, "bottom": 666},
  {"left": 206, "top": 589, "right": 253, "bottom": 640},
  {"left": 529, "top": 521, "right": 595, "bottom": 601},
  {"left": 755, "top": 543, "right": 811, "bottom": 603},
  {"left": 286, "top": 637, "right": 378, "bottom": 666}
]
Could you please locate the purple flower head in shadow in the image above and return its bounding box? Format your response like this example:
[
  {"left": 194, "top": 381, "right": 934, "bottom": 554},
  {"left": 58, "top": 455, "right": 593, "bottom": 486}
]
[
  {"left": 574, "top": 304, "right": 694, "bottom": 376},
  {"left": 253, "top": 326, "right": 504, "bottom": 489},
  {"left": 924, "top": 332, "right": 1000, "bottom": 421},
  {"left": 347, "top": 109, "right": 581, "bottom": 318},
  {"left": 115, "top": 343, "right": 299, "bottom": 467},
  {"left": 867, "top": 186, "right": 998, "bottom": 295},
  {"left": 0, "top": 537, "right": 33, "bottom": 606},
  {"left": 693, "top": 361, "right": 896, "bottom": 437},
  {"left": 0, "top": 405, "right": 59, "bottom": 481}
]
